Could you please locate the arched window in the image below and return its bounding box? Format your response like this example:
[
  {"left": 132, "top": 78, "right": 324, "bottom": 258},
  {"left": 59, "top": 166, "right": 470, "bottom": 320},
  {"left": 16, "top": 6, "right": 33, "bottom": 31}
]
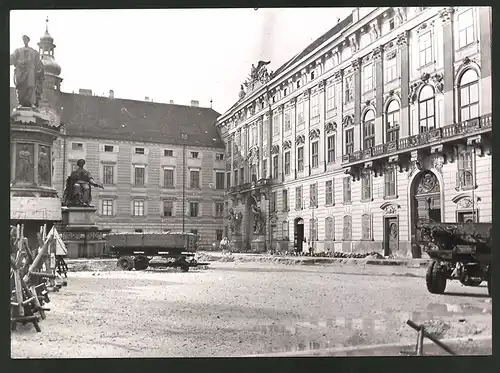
[
  {"left": 386, "top": 100, "right": 400, "bottom": 142},
  {"left": 343, "top": 215, "right": 352, "bottom": 241},
  {"left": 418, "top": 85, "right": 435, "bottom": 133},
  {"left": 459, "top": 69, "right": 479, "bottom": 122},
  {"left": 309, "top": 218, "right": 318, "bottom": 242},
  {"left": 325, "top": 217, "right": 335, "bottom": 241},
  {"left": 282, "top": 221, "right": 289, "bottom": 239},
  {"left": 361, "top": 214, "right": 372, "bottom": 240},
  {"left": 363, "top": 110, "right": 375, "bottom": 149}
]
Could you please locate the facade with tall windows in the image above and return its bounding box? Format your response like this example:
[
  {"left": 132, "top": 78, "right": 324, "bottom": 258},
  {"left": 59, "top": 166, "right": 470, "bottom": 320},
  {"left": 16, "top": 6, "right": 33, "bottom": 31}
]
[{"left": 217, "top": 7, "right": 491, "bottom": 257}]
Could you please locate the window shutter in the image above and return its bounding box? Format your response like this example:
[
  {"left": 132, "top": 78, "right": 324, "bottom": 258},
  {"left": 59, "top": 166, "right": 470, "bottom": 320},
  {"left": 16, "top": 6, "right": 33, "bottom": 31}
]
[
  {"left": 99, "top": 144, "right": 105, "bottom": 152},
  {"left": 144, "top": 148, "right": 149, "bottom": 155}
]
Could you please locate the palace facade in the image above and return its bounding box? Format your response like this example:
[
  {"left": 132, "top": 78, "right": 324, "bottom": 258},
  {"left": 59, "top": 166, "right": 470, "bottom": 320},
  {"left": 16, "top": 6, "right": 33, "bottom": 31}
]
[
  {"left": 10, "top": 24, "right": 226, "bottom": 250},
  {"left": 216, "top": 7, "right": 492, "bottom": 257}
]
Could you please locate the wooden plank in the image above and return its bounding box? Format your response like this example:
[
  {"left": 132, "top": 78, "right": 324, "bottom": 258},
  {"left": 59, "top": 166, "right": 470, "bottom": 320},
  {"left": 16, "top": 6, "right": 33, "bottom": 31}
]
[{"left": 13, "top": 270, "right": 24, "bottom": 317}]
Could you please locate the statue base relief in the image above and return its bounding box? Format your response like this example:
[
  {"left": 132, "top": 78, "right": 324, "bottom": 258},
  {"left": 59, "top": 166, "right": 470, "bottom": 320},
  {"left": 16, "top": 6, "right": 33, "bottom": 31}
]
[
  {"left": 59, "top": 206, "right": 110, "bottom": 259},
  {"left": 250, "top": 235, "right": 267, "bottom": 253}
]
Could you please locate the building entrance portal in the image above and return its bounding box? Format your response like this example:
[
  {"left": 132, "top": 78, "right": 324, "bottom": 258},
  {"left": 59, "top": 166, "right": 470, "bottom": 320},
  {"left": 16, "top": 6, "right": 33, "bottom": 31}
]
[
  {"left": 410, "top": 170, "right": 442, "bottom": 258},
  {"left": 294, "top": 218, "right": 304, "bottom": 253}
]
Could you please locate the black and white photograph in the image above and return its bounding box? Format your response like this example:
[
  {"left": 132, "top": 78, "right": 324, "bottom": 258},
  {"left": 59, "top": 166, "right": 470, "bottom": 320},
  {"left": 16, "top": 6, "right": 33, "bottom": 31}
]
[{"left": 9, "top": 6, "right": 492, "bottom": 358}]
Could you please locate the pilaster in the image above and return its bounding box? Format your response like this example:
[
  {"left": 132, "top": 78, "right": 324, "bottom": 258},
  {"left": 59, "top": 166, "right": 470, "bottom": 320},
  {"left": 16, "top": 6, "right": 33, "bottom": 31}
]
[
  {"left": 397, "top": 31, "right": 410, "bottom": 137},
  {"left": 440, "top": 7, "right": 456, "bottom": 126}
]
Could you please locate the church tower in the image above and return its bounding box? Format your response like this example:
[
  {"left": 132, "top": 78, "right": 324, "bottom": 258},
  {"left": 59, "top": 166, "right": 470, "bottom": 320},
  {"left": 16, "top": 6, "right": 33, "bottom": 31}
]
[{"left": 37, "top": 17, "right": 63, "bottom": 127}]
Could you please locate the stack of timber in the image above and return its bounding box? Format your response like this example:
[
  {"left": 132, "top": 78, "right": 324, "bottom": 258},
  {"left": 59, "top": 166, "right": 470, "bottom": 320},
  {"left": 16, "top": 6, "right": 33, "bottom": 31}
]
[{"left": 10, "top": 224, "right": 69, "bottom": 332}]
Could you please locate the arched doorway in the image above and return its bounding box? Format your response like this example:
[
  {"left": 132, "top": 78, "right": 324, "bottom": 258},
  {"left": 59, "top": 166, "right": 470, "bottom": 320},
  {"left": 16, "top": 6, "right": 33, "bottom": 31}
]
[
  {"left": 294, "top": 217, "right": 304, "bottom": 253},
  {"left": 410, "top": 170, "right": 442, "bottom": 258}
]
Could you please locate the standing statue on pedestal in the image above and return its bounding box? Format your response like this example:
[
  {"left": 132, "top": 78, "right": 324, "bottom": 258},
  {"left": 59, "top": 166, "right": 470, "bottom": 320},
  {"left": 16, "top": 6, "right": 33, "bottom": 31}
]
[
  {"left": 9, "top": 35, "right": 45, "bottom": 109},
  {"left": 63, "top": 159, "right": 103, "bottom": 207},
  {"left": 251, "top": 204, "right": 265, "bottom": 235}
]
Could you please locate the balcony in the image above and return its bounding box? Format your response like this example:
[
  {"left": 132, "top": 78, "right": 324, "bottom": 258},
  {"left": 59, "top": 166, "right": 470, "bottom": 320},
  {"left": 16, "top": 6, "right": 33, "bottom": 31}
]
[
  {"left": 228, "top": 178, "right": 271, "bottom": 196},
  {"left": 342, "top": 114, "right": 492, "bottom": 167}
]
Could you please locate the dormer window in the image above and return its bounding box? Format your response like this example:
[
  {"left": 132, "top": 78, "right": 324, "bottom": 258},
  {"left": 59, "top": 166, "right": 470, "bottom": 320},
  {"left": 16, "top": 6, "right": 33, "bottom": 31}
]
[
  {"left": 104, "top": 145, "right": 114, "bottom": 152},
  {"left": 164, "top": 149, "right": 173, "bottom": 156},
  {"left": 191, "top": 151, "right": 199, "bottom": 158},
  {"left": 135, "top": 147, "right": 145, "bottom": 155},
  {"left": 310, "top": 71, "right": 315, "bottom": 80},
  {"left": 284, "top": 88, "right": 288, "bottom": 96},
  {"left": 297, "top": 80, "right": 301, "bottom": 89}
]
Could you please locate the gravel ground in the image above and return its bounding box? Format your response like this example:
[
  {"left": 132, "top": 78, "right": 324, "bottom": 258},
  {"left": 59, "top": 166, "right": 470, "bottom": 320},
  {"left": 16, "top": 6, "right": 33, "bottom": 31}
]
[{"left": 11, "top": 262, "right": 492, "bottom": 358}]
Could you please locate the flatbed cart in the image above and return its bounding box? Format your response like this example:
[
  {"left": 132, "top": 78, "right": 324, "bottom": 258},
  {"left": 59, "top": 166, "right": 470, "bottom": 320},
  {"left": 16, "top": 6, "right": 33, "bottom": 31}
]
[
  {"left": 416, "top": 221, "right": 491, "bottom": 297},
  {"left": 105, "top": 231, "right": 209, "bottom": 272}
]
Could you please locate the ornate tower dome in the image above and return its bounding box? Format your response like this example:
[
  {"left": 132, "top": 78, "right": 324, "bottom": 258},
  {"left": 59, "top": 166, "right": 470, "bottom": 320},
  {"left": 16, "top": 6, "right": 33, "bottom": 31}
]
[{"left": 38, "top": 17, "right": 62, "bottom": 83}]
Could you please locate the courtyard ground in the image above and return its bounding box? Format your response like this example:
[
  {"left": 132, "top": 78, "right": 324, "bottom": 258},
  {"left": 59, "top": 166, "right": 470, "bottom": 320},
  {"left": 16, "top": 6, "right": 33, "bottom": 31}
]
[{"left": 11, "top": 261, "right": 492, "bottom": 358}]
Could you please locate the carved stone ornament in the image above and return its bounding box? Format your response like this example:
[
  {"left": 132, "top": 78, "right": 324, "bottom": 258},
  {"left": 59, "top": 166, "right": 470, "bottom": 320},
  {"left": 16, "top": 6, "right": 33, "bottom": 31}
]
[
  {"left": 384, "top": 41, "right": 395, "bottom": 51},
  {"left": 432, "top": 153, "right": 445, "bottom": 175},
  {"left": 351, "top": 58, "right": 361, "bottom": 71},
  {"left": 439, "top": 7, "right": 455, "bottom": 23},
  {"left": 290, "top": 97, "right": 297, "bottom": 105},
  {"left": 271, "top": 144, "right": 280, "bottom": 155},
  {"left": 349, "top": 35, "right": 359, "bottom": 52},
  {"left": 309, "top": 128, "right": 320, "bottom": 140},
  {"left": 343, "top": 114, "right": 354, "bottom": 128},
  {"left": 416, "top": 171, "right": 440, "bottom": 194},
  {"left": 431, "top": 73, "right": 444, "bottom": 94},
  {"left": 384, "top": 205, "right": 398, "bottom": 215},
  {"left": 370, "top": 21, "right": 380, "bottom": 39},
  {"left": 397, "top": 32, "right": 407, "bottom": 47},
  {"left": 372, "top": 46, "right": 382, "bottom": 61},
  {"left": 248, "top": 147, "right": 260, "bottom": 165},
  {"left": 303, "top": 91, "right": 309, "bottom": 100},
  {"left": 282, "top": 140, "right": 292, "bottom": 150},
  {"left": 225, "top": 162, "right": 231, "bottom": 171},
  {"left": 318, "top": 80, "right": 326, "bottom": 90},
  {"left": 333, "top": 71, "right": 342, "bottom": 81},
  {"left": 296, "top": 134, "right": 305, "bottom": 145},
  {"left": 456, "top": 197, "right": 477, "bottom": 209},
  {"left": 408, "top": 81, "right": 423, "bottom": 104},
  {"left": 324, "top": 121, "right": 337, "bottom": 134},
  {"left": 232, "top": 160, "right": 239, "bottom": 169},
  {"left": 387, "top": 50, "right": 397, "bottom": 60},
  {"left": 408, "top": 152, "right": 424, "bottom": 179}
]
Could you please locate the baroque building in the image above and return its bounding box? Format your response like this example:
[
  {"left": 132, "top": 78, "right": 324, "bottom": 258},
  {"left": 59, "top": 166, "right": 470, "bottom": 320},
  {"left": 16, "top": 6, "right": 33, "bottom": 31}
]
[
  {"left": 10, "top": 22, "right": 226, "bottom": 250},
  {"left": 216, "top": 7, "right": 492, "bottom": 257}
]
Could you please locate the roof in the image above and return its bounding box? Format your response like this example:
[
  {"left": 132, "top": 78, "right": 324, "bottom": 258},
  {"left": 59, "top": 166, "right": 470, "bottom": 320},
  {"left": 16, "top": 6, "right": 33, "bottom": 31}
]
[{"left": 10, "top": 87, "right": 224, "bottom": 148}]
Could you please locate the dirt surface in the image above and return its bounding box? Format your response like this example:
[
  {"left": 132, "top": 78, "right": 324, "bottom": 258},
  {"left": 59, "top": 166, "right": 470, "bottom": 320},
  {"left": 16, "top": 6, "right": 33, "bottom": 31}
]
[{"left": 11, "top": 262, "right": 492, "bottom": 358}]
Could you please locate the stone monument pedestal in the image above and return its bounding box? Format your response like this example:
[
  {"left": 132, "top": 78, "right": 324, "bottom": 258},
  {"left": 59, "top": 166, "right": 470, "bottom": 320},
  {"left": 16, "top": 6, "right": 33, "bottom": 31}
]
[
  {"left": 59, "top": 206, "right": 109, "bottom": 259},
  {"left": 10, "top": 107, "right": 62, "bottom": 250},
  {"left": 230, "top": 233, "right": 243, "bottom": 251},
  {"left": 250, "top": 235, "right": 267, "bottom": 253}
]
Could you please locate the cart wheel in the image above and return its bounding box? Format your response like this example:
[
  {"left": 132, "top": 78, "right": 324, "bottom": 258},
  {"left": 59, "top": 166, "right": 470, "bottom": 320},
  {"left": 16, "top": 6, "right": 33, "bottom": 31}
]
[
  {"left": 117, "top": 256, "right": 134, "bottom": 271},
  {"left": 134, "top": 256, "right": 149, "bottom": 271},
  {"left": 426, "top": 260, "right": 447, "bottom": 294}
]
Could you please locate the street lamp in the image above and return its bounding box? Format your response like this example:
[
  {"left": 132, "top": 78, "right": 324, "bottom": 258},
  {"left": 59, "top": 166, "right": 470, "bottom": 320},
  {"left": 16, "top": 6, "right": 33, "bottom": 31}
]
[{"left": 181, "top": 132, "right": 188, "bottom": 233}]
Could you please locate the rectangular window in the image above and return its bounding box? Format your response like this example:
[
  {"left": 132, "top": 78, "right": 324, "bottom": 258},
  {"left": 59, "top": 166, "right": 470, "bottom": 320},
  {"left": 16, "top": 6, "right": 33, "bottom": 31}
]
[
  {"left": 310, "top": 94, "right": 320, "bottom": 118},
  {"left": 226, "top": 172, "right": 231, "bottom": 189},
  {"left": 343, "top": 215, "right": 352, "bottom": 240},
  {"left": 284, "top": 109, "right": 292, "bottom": 130},
  {"left": 104, "top": 145, "right": 114, "bottom": 152},
  {"left": 458, "top": 9, "right": 474, "bottom": 49},
  {"left": 361, "top": 170, "right": 372, "bottom": 201},
  {"left": 326, "top": 84, "right": 336, "bottom": 112},
  {"left": 384, "top": 166, "right": 397, "bottom": 197},
  {"left": 240, "top": 167, "right": 245, "bottom": 184},
  {"left": 164, "top": 149, "right": 173, "bottom": 157},
  {"left": 311, "top": 141, "right": 319, "bottom": 168},
  {"left": 345, "top": 129, "right": 354, "bottom": 155},
  {"left": 103, "top": 165, "right": 114, "bottom": 185},
  {"left": 273, "top": 154, "right": 279, "bottom": 179},
  {"left": 163, "top": 200, "right": 173, "bottom": 217},
  {"left": 134, "top": 166, "right": 145, "bottom": 186},
  {"left": 135, "top": 147, "right": 145, "bottom": 155},
  {"left": 216, "top": 229, "right": 223, "bottom": 241},
  {"left": 419, "top": 98, "right": 435, "bottom": 133},
  {"left": 191, "top": 151, "right": 199, "bottom": 158},
  {"left": 363, "top": 120, "right": 375, "bottom": 149},
  {"left": 343, "top": 177, "right": 351, "bottom": 203},
  {"left": 133, "top": 200, "right": 145, "bottom": 216},
  {"left": 327, "top": 135, "right": 335, "bottom": 163},
  {"left": 234, "top": 169, "right": 238, "bottom": 185},
  {"left": 363, "top": 64, "right": 374, "bottom": 93},
  {"left": 102, "top": 199, "right": 113, "bottom": 216},
  {"left": 419, "top": 32, "right": 432, "bottom": 67},
  {"left": 72, "top": 142, "right": 83, "bottom": 151},
  {"left": 282, "top": 189, "right": 288, "bottom": 211},
  {"left": 262, "top": 160, "right": 267, "bottom": 179},
  {"left": 457, "top": 148, "right": 474, "bottom": 189},
  {"left": 385, "top": 54, "right": 397, "bottom": 82},
  {"left": 189, "top": 202, "right": 199, "bottom": 217},
  {"left": 273, "top": 114, "right": 280, "bottom": 136},
  {"left": 309, "top": 183, "right": 318, "bottom": 207},
  {"left": 284, "top": 151, "right": 291, "bottom": 175},
  {"left": 297, "top": 146, "right": 304, "bottom": 172},
  {"left": 362, "top": 215, "right": 372, "bottom": 240},
  {"left": 190, "top": 170, "right": 200, "bottom": 188},
  {"left": 326, "top": 180, "right": 334, "bottom": 205},
  {"left": 271, "top": 192, "right": 277, "bottom": 212},
  {"left": 215, "top": 171, "right": 225, "bottom": 189},
  {"left": 297, "top": 101, "right": 305, "bottom": 124},
  {"left": 160, "top": 169, "right": 172, "bottom": 189},
  {"left": 215, "top": 202, "right": 224, "bottom": 217},
  {"left": 295, "top": 186, "right": 303, "bottom": 210},
  {"left": 344, "top": 75, "right": 354, "bottom": 103},
  {"left": 215, "top": 153, "right": 224, "bottom": 161}
]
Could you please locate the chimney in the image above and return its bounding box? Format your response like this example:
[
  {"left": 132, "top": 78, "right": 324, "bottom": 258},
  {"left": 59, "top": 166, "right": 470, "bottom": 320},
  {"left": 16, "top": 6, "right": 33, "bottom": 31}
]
[
  {"left": 190, "top": 100, "right": 200, "bottom": 107},
  {"left": 145, "top": 96, "right": 149, "bottom": 101},
  {"left": 109, "top": 90, "right": 114, "bottom": 99},
  {"left": 169, "top": 100, "right": 174, "bottom": 104},
  {"left": 79, "top": 88, "right": 92, "bottom": 96}
]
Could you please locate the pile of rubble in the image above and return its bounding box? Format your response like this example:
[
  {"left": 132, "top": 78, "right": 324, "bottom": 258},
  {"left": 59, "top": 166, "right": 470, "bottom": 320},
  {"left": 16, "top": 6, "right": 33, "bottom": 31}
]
[
  {"left": 270, "top": 251, "right": 385, "bottom": 259},
  {"left": 10, "top": 224, "right": 68, "bottom": 332}
]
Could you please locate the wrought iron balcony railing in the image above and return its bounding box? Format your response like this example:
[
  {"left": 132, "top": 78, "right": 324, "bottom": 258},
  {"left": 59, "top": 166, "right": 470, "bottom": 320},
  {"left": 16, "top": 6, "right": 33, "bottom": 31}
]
[
  {"left": 227, "top": 178, "right": 271, "bottom": 195},
  {"left": 342, "top": 114, "right": 491, "bottom": 165}
]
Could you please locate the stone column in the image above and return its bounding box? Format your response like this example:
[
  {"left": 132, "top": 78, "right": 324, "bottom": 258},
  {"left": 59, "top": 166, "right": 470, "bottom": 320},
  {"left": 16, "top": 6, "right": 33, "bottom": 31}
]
[
  {"left": 333, "top": 71, "right": 343, "bottom": 159},
  {"left": 478, "top": 7, "right": 492, "bottom": 115},
  {"left": 258, "top": 116, "right": 264, "bottom": 179},
  {"left": 373, "top": 46, "right": 384, "bottom": 144},
  {"left": 302, "top": 89, "right": 311, "bottom": 175},
  {"left": 352, "top": 58, "right": 362, "bottom": 149},
  {"left": 290, "top": 98, "right": 297, "bottom": 179},
  {"left": 317, "top": 80, "right": 326, "bottom": 170},
  {"left": 439, "top": 7, "right": 456, "bottom": 126},
  {"left": 397, "top": 31, "right": 410, "bottom": 137}
]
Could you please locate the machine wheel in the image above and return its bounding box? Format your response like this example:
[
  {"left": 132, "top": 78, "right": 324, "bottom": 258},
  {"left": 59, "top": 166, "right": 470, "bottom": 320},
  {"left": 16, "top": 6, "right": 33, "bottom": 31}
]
[
  {"left": 177, "top": 258, "right": 189, "bottom": 272},
  {"left": 117, "top": 256, "right": 134, "bottom": 271},
  {"left": 426, "top": 260, "right": 447, "bottom": 294},
  {"left": 134, "top": 256, "right": 149, "bottom": 271},
  {"left": 460, "top": 277, "right": 483, "bottom": 287}
]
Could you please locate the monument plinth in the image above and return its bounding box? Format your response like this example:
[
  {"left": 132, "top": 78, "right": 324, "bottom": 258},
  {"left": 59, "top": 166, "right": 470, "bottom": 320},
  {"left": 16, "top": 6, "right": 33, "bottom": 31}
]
[{"left": 250, "top": 235, "right": 267, "bottom": 253}]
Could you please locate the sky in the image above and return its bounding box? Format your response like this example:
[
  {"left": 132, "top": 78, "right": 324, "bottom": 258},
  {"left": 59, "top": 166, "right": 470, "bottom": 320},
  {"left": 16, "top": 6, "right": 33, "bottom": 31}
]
[{"left": 10, "top": 8, "right": 354, "bottom": 114}]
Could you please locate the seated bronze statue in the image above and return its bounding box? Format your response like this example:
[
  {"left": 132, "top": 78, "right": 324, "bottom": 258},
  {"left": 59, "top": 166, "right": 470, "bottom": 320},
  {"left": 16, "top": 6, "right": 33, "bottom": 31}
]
[{"left": 63, "top": 159, "right": 103, "bottom": 207}]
